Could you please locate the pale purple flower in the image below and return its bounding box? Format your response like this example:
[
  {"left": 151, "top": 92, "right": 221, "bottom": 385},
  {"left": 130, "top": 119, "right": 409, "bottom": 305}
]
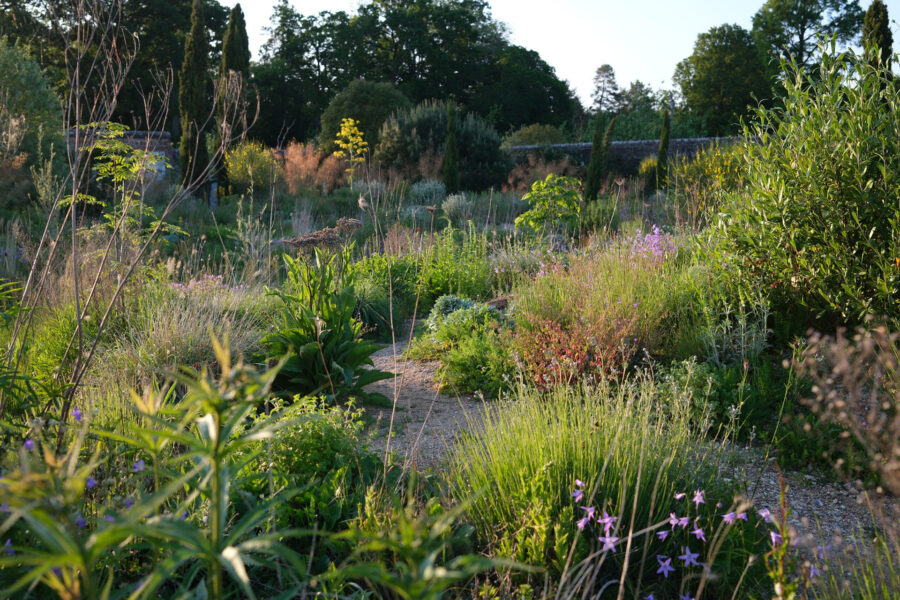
[
  {"left": 678, "top": 546, "right": 700, "bottom": 567},
  {"left": 23, "top": 439, "right": 34, "bottom": 451},
  {"left": 597, "top": 511, "right": 617, "bottom": 534},
  {"left": 598, "top": 535, "right": 619, "bottom": 552},
  {"left": 125, "top": 498, "right": 132, "bottom": 509},
  {"left": 132, "top": 460, "right": 145, "bottom": 473},
  {"left": 1, "top": 503, "right": 8, "bottom": 514},
  {"left": 103, "top": 515, "right": 115, "bottom": 522},
  {"left": 692, "top": 490, "right": 705, "bottom": 508},
  {"left": 74, "top": 513, "right": 86, "bottom": 529},
  {"left": 574, "top": 479, "right": 585, "bottom": 488},
  {"left": 680, "top": 594, "right": 694, "bottom": 600},
  {"left": 758, "top": 508, "right": 772, "bottom": 523},
  {"left": 668, "top": 512, "right": 679, "bottom": 528},
  {"left": 3, "top": 539, "right": 12, "bottom": 556},
  {"left": 736, "top": 512, "right": 748, "bottom": 521},
  {"left": 770, "top": 531, "right": 783, "bottom": 547},
  {"left": 576, "top": 517, "right": 590, "bottom": 530},
  {"left": 678, "top": 516, "right": 690, "bottom": 529},
  {"left": 72, "top": 407, "right": 82, "bottom": 422},
  {"left": 656, "top": 555, "right": 675, "bottom": 578},
  {"left": 86, "top": 476, "right": 96, "bottom": 490},
  {"left": 570, "top": 489, "right": 584, "bottom": 502},
  {"left": 691, "top": 523, "right": 706, "bottom": 542},
  {"left": 644, "top": 595, "right": 656, "bottom": 600},
  {"left": 675, "top": 492, "right": 686, "bottom": 500},
  {"left": 580, "top": 506, "right": 596, "bottom": 520},
  {"left": 657, "top": 530, "right": 669, "bottom": 541},
  {"left": 722, "top": 512, "right": 736, "bottom": 524},
  {"left": 809, "top": 564, "right": 821, "bottom": 578}
]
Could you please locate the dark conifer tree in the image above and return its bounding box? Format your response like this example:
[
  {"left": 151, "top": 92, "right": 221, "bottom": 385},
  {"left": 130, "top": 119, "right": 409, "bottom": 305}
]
[
  {"left": 179, "top": 0, "right": 210, "bottom": 187},
  {"left": 442, "top": 101, "right": 460, "bottom": 194},
  {"left": 656, "top": 107, "right": 670, "bottom": 190},
  {"left": 863, "top": 0, "right": 893, "bottom": 66},
  {"left": 218, "top": 3, "right": 250, "bottom": 194},
  {"left": 585, "top": 114, "right": 614, "bottom": 202}
]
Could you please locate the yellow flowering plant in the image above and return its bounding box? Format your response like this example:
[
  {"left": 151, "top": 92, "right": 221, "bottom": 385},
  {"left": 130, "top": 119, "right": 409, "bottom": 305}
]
[{"left": 333, "top": 117, "right": 368, "bottom": 187}]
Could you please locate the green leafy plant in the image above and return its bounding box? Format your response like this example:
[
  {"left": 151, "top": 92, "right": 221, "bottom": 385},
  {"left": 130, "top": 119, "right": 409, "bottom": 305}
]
[
  {"left": 0, "top": 339, "right": 308, "bottom": 599},
  {"left": 714, "top": 43, "right": 900, "bottom": 329},
  {"left": 240, "top": 397, "right": 384, "bottom": 571},
  {"left": 514, "top": 174, "right": 582, "bottom": 236},
  {"left": 332, "top": 490, "right": 511, "bottom": 600},
  {"left": 263, "top": 247, "right": 392, "bottom": 405}
]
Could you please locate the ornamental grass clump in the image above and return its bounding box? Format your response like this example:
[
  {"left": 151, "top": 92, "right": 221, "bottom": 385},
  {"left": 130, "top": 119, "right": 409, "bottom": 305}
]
[{"left": 447, "top": 377, "right": 768, "bottom": 598}]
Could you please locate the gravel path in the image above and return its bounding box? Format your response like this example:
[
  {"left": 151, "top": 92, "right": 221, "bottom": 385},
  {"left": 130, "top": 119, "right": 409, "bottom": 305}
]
[
  {"left": 362, "top": 339, "right": 485, "bottom": 468},
  {"left": 724, "top": 447, "right": 899, "bottom": 557}
]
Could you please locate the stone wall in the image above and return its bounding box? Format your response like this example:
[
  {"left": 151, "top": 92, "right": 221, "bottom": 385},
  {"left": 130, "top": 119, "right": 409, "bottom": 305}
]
[
  {"left": 508, "top": 137, "right": 739, "bottom": 173},
  {"left": 67, "top": 129, "right": 176, "bottom": 173}
]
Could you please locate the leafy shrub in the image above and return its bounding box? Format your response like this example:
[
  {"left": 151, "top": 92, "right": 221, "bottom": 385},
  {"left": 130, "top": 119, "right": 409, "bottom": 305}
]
[
  {"left": 514, "top": 174, "right": 582, "bottom": 236},
  {"left": 318, "top": 79, "right": 410, "bottom": 155},
  {"left": 714, "top": 46, "right": 900, "bottom": 329},
  {"left": 447, "top": 379, "right": 766, "bottom": 597},
  {"left": 376, "top": 100, "right": 510, "bottom": 191},
  {"left": 657, "top": 357, "right": 794, "bottom": 438},
  {"left": 241, "top": 397, "right": 382, "bottom": 570},
  {"left": 430, "top": 304, "right": 504, "bottom": 349},
  {"left": 439, "top": 329, "right": 515, "bottom": 398},
  {"left": 424, "top": 294, "right": 475, "bottom": 331},
  {"left": 263, "top": 248, "right": 392, "bottom": 404},
  {"left": 0, "top": 38, "right": 63, "bottom": 173},
  {"left": 441, "top": 193, "right": 472, "bottom": 223},
  {"left": 501, "top": 123, "right": 564, "bottom": 148},
  {"left": 224, "top": 139, "right": 281, "bottom": 193},
  {"left": 406, "top": 179, "right": 446, "bottom": 206},
  {"left": 351, "top": 226, "right": 495, "bottom": 316},
  {"left": 408, "top": 297, "right": 514, "bottom": 397}
]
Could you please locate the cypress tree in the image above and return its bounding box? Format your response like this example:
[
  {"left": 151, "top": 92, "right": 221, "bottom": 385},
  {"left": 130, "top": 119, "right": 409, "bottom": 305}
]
[
  {"left": 221, "top": 4, "right": 250, "bottom": 81},
  {"left": 656, "top": 107, "right": 670, "bottom": 190},
  {"left": 442, "top": 101, "right": 460, "bottom": 194},
  {"left": 218, "top": 3, "right": 251, "bottom": 194},
  {"left": 179, "top": 0, "right": 210, "bottom": 187},
  {"left": 863, "top": 0, "right": 893, "bottom": 66},
  {"left": 585, "top": 114, "right": 616, "bottom": 202}
]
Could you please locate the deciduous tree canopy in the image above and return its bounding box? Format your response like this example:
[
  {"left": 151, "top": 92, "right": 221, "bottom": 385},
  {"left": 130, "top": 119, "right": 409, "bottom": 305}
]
[{"left": 674, "top": 24, "right": 771, "bottom": 136}]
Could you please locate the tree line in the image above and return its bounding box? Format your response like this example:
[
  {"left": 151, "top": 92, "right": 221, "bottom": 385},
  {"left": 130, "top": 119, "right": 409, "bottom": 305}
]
[
  {"left": 592, "top": 0, "right": 892, "bottom": 139},
  {"left": 0, "top": 0, "right": 893, "bottom": 159}
]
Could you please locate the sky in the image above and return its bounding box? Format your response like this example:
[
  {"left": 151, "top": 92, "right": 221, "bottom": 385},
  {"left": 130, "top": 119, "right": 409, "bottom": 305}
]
[{"left": 242, "top": 1, "right": 900, "bottom": 105}]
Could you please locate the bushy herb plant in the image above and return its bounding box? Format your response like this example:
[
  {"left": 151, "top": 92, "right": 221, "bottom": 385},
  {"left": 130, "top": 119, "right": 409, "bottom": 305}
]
[{"left": 263, "top": 247, "right": 392, "bottom": 405}]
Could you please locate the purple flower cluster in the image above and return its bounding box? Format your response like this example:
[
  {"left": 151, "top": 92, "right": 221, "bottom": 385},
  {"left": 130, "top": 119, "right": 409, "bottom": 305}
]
[
  {"left": 621, "top": 226, "right": 680, "bottom": 262},
  {"left": 571, "top": 480, "right": 774, "bottom": 598}
]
